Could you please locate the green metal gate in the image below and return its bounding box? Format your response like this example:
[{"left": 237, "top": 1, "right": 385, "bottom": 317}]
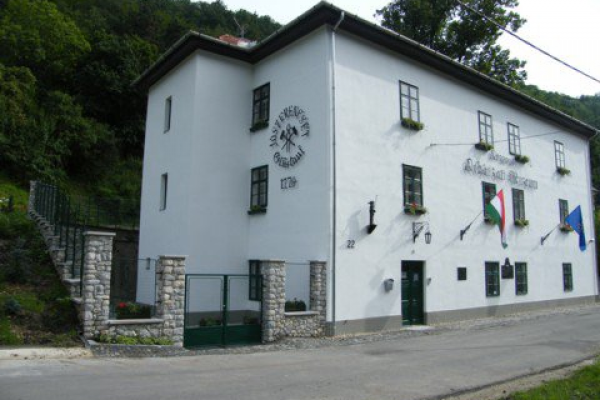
[{"left": 184, "top": 274, "right": 262, "bottom": 348}]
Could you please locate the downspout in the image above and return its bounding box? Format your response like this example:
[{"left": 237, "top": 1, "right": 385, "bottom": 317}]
[
  {"left": 330, "top": 11, "right": 345, "bottom": 335},
  {"left": 589, "top": 131, "right": 600, "bottom": 297}
]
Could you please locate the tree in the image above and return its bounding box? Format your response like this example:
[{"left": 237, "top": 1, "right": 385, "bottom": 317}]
[
  {"left": 377, "top": 0, "right": 527, "bottom": 86},
  {"left": 0, "top": 0, "right": 90, "bottom": 86}
]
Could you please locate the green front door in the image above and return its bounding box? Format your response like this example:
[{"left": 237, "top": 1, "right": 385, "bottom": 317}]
[{"left": 401, "top": 261, "right": 424, "bottom": 325}]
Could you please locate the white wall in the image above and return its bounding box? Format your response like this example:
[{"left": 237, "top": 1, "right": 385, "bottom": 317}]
[{"left": 333, "top": 32, "right": 597, "bottom": 322}]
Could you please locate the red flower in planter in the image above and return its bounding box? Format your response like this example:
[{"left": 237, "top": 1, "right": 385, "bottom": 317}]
[{"left": 118, "top": 302, "right": 127, "bottom": 309}]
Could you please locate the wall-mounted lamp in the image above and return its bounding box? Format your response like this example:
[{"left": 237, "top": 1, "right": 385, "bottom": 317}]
[
  {"left": 367, "top": 200, "right": 377, "bottom": 234},
  {"left": 501, "top": 257, "right": 514, "bottom": 279},
  {"left": 384, "top": 278, "right": 394, "bottom": 292},
  {"left": 413, "top": 222, "right": 432, "bottom": 244}
]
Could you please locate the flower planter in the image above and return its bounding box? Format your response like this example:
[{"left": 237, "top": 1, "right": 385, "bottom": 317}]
[
  {"left": 401, "top": 118, "right": 424, "bottom": 131},
  {"left": 404, "top": 205, "right": 427, "bottom": 215},
  {"left": 247, "top": 206, "right": 266, "bottom": 215},
  {"left": 514, "top": 154, "right": 529, "bottom": 164},
  {"left": 475, "top": 141, "right": 494, "bottom": 151},
  {"left": 514, "top": 219, "right": 529, "bottom": 227},
  {"left": 249, "top": 120, "right": 269, "bottom": 132},
  {"left": 559, "top": 224, "right": 573, "bottom": 233},
  {"left": 557, "top": 167, "right": 571, "bottom": 176}
]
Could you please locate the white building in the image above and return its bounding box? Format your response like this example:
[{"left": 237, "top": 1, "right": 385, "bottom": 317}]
[{"left": 134, "top": 2, "right": 598, "bottom": 336}]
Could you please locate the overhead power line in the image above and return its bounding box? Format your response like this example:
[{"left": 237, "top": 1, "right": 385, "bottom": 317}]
[
  {"left": 430, "top": 130, "right": 562, "bottom": 147},
  {"left": 454, "top": 0, "right": 600, "bottom": 86}
]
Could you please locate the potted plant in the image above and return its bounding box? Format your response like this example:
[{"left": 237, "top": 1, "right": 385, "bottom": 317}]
[
  {"left": 474, "top": 141, "right": 494, "bottom": 151},
  {"left": 401, "top": 117, "right": 424, "bottom": 131},
  {"left": 404, "top": 203, "right": 427, "bottom": 215},
  {"left": 249, "top": 119, "right": 269, "bottom": 132},
  {"left": 514, "top": 154, "right": 529, "bottom": 164},
  {"left": 557, "top": 167, "right": 571, "bottom": 176}
]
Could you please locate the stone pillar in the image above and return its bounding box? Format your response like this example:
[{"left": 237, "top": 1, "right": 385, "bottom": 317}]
[
  {"left": 156, "top": 255, "right": 186, "bottom": 346},
  {"left": 28, "top": 181, "right": 37, "bottom": 215},
  {"left": 260, "top": 260, "right": 286, "bottom": 343},
  {"left": 81, "top": 231, "right": 115, "bottom": 339},
  {"left": 310, "top": 261, "right": 327, "bottom": 325}
]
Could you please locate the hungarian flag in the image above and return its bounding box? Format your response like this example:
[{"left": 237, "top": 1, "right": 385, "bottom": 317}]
[{"left": 486, "top": 190, "right": 507, "bottom": 248}]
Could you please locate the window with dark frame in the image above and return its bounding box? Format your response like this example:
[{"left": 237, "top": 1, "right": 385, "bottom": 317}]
[
  {"left": 512, "top": 188, "right": 525, "bottom": 221},
  {"left": 252, "top": 83, "right": 270, "bottom": 125},
  {"left": 563, "top": 263, "right": 573, "bottom": 292},
  {"left": 249, "top": 260, "right": 262, "bottom": 301},
  {"left": 400, "top": 81, "right": 420, "bottom": 122},
  {"left": 482, "top": 181, "right": 496, "bottom": 219},
  {"left": 559, "top": 199, "right": 569, "bottom": 224},
  {"left": 485, "top": 262, "right": 500, "bottom": 297},
  {"left": 250, "top": 165, "right": 268, "bottom": 211},
  {"left": 403, "top": 165, "right": 423, "bottom": 207},
  {"left": 508, "top": 123, "right": 520, "bottom": 155},
  {"left": 515, "top": 262, "right": 528, "bottom": 295},
  {"left": 159, "top": 173, "right": 168, "bottom": 211},
  {"left": 164, "top": 96, "right": 172, "bottom": 132},
  {"left": 478, "top": 111, "right": 493, "bottom": 144},
  {"left": 554, "top": 141, "right": 565, "bottom": 169},
  {"left": 457, "top": 267, "right": 467, "bottom": 281}
]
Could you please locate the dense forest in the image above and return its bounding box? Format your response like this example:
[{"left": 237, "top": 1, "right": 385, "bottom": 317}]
[{"left": 0, "top": 0, "right": 598, "bottom": 200}]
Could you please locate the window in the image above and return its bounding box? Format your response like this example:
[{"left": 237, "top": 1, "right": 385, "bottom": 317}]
[
  {"left": 252, "top": 83, "right": 270, "bottom": 125},
  {"left": 403, "top": 165, "right": 423, "bottom": 206},
  {"left": 482, "top": 182, "right": 496, "bottom": 219},
  {"left": 559, "top": 199, "right": 569, "bottom": 224},
  {"left": 164, "top": 96, "right": 172, "bottom": 132},
  {"left": 508, "top": 123, "right": 520, "bottom": 155},
  {"left": 457, "top": 267, "right": 467, "bottom": 281},
  {"left": 250, "top": 165, "right": 268, "bottom": 211},
  {"left": 554, "top": 141, "right": 565, "bottom": 169},
  {"left": 515, "top": 262, "right": 527, "bottom": 295},
  {"left": 512, "top": 189, "right": 525, "bottom": 221},
  {"left": 249, "top": 260, "right": 262, "bottom": 301},
  {"left": 478, "top": 111, "right": 493, "bottom": 144},
  {"left": 400, "top": 81, "right": 420, "bottom": 122},
  {"left": 159, "top": 173, "right": 168, "bottom": 211},
  {"left": 485, "top": 262, "right": 500, "bottom": 297},
  {"left": 563, "top": 263, "right": 573, "bottom": 292}
]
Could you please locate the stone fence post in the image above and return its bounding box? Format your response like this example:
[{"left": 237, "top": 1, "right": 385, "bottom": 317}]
[
  {"left": 260, "top": 260, "right": 285, "bottom": 343},
  {"left": 81, "top": 231, "right": 115, "bottom": 339},
  {"left": 28, "top": 181, "right": 37, "bottom": 215},
  {"left": 310, "top": 261, "right": 327, "bottom": 325},
  {"left": 156, "top": 255, "right": 186, "bottom": 346}
]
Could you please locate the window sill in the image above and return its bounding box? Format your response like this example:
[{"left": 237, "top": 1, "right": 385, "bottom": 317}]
[
  {"left": 249, "top": 120, "right": 269, "bottom": 132},
  {"left": 247, "top": 208, "right": 267, "bottom": 215}
]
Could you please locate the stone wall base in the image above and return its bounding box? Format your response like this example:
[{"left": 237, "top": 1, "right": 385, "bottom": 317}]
[
  {"left": 282, "top": 312, "right": 322, "bottom": 337},
  {"left": 329, "top": 315, "right": 404, "bottom": 336}
]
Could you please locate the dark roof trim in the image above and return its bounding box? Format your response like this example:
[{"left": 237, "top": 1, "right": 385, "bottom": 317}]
[{"left": 133, "top": 2, "right": 596, "bottom": 138}]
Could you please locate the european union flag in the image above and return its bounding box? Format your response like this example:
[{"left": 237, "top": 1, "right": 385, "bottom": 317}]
[{"left": 565, "top": 205, "right": 586, "bottom": 251}]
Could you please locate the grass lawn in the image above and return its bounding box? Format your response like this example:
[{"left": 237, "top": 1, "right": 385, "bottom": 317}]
[{"left": 506, "top": 359, "right": 600, "bottom": 400}]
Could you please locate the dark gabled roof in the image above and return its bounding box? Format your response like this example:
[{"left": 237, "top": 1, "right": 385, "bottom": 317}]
[{"left": 133, "top": 1, "right": 597, "bottom": 138}]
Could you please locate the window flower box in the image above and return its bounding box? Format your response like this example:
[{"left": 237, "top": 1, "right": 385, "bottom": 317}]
[
  {"left": 557, "top": 167, "right": 571, "bottom": 176},
  {"left": 249, "top": 120, "right": 269, "bottom": 132},
  {"left": 247, "top": 205, "right": 266, "bottom": 215},
  {"left": 401, "top": 117, "right": 424, "bottom": 131},
  {"left": 475, "top": 141, "right": 494, "bottom": 151},
  {"left": 559, "top": 224, "right": 573, "bottom": 233},
  {"left": 484, "top": 215, "right": 495, "bottom": 225},
  {"left": 514, "top": 219, "right": 529, "bottom": 227},
  {"left": 404, "top": 204, "right": 427, "bottom": 215},
  {"left": 514, "top": 154, "right": 529, "bottom": 164}
]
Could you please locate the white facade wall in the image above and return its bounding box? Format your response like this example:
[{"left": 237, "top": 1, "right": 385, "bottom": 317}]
[{"left": 333, "top": 32, "right": 597, "bottom": 322}]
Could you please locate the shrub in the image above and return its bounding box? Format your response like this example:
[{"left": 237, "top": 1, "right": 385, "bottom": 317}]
[
  {"left": 4, "top": 297, "right": 22, "bottom": 315},
  {"left": 95, "top": 334, "right": 173, "bottom": 346}
]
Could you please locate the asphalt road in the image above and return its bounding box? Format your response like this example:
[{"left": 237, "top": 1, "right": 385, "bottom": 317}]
[{"left": 1, "top": 307, "right": 600, "bottom": 400}]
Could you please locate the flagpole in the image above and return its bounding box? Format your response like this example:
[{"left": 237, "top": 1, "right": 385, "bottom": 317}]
[
  {"left": 540, "top": 224, "right": 559, "bottom": 245},
  {"left": 460, "top": 210, "right": 483, "bottom": 241}
]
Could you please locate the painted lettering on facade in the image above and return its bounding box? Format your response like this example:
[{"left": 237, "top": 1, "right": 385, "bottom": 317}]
[
  {"left": 464, "top": 158, "right": 538, "bottom": 189},
  {"left": 271, "top": 106, "right": 310, "bottom": 169}
]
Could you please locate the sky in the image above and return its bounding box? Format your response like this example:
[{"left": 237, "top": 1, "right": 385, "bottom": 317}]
[{"left": 220, "top": 0, "right": 600, "bottom": 97}]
